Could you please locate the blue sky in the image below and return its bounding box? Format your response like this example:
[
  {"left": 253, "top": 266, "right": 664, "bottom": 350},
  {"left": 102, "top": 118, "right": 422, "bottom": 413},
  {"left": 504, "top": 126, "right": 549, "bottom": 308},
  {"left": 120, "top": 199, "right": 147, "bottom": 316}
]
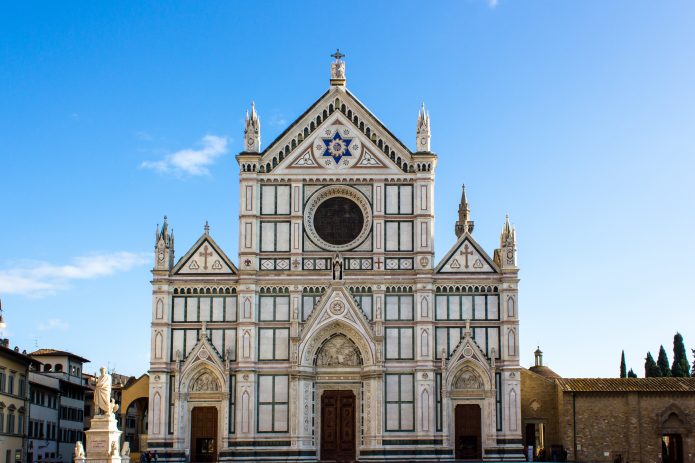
[{"left": 1, "top": 1, "right": 694, "bottom": 377}]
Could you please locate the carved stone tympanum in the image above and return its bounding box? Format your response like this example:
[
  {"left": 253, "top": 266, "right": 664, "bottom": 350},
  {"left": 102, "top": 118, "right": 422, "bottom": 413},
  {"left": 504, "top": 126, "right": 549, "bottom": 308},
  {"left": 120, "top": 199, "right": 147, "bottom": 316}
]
[
  {"left": 453, "top": 368, "right": 483, "bottom": 390},
  {"left": 316, "top": 335, "right": 362, "bottom": 367},
  {"left": 191, "top": 372, "right": 220, "bottom": 392}
]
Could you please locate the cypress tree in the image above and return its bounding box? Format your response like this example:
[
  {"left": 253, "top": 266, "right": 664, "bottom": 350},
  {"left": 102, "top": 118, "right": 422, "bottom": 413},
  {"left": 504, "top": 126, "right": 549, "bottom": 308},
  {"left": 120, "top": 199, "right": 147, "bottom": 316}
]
[
  {"left": 672, "top": 332, "right": 691, "bottom": 377},
  {"left": 657, "top": 345, "right": 672, "bottom": 377},
  {"left": 620, "top": 350, "right": 627, "bottom": 378},
  {"left": 645, "top": 352, "right": 662, "bottom": 377},
  {"left": 627, "top": 368, "right": 637, "bottom": 378}
]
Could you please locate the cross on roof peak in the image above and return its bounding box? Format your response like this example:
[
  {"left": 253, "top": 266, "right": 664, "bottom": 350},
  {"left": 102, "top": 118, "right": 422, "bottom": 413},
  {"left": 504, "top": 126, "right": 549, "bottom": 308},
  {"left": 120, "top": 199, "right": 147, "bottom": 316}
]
[{"left": 331, "top": 49, "right": 345, "bottom": 61}]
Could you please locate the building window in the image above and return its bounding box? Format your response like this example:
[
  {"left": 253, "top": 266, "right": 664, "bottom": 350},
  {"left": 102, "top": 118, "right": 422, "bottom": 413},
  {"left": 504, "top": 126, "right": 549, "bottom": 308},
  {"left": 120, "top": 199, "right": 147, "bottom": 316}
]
[
  {"left": 384, "top": 221, "right": 413, "bottom": 252},
  {"left": 168, "top": 375, "right": 175, "bottom": 435},
  {"left": 495, "top": 373, "right": 502, "bottom": 431},
  {"left": 257, "top": 375, "right": 288, "bottom": 433},
  {"left": 258, "top": 328, "right": 289, "bottom": 361},
  {"left": 7, "top": 413, "right": 14, "bottom": 434},
  {"left": 259, "top": 295, "right": 290, "bottom": 321},
  {"left": 435, "top": 294, "right": 499, "bottom": 321},
  {"left": 385, "top": 294, "right": 414, "bottom": 321},
  {"left": 172, "top": 295, "right": 238, "bottom": 322},
  {"left": 0, "top": 370, "right": 5, "bottom": 393},
  {"left": 7, "top": 375, "right": 14, "bottom": 395},
  {"left": 228, "top": 375, "right": 236, "bottom": 434},
  {"left": 385, "top": 184, "right": 413, "bottom": 215},
  {"left": 260, "top": 221, "right": 291, "bottom": 252},
  {"left": 385, "top": 374, "right": 414, "bottom": 431},
  {"left": 435, "top": 373, "right": 442, "bottom": 432},
  {"left": 261, "top": 185, "right": 291, "bottom": 215},
  {"left": 435, "top": 326, "right": 500, "bottom": 360},
  {"left": 18, "top": 377, "right": 26, "bottom": 398},
  {"left": 302, "top": 288, "right": 324, "bottom": 321},
  {"left": 385, "top": 328, "right": 414, "bottom": 359},
  {"left": 350, "top": 287, "right": 373, "bottom": 320}
]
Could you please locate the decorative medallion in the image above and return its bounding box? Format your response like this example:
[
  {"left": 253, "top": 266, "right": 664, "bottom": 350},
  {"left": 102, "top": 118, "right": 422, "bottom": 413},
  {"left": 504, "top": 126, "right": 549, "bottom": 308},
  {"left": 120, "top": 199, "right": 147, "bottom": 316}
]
[
  {"left": 311, "top": 125, "right": 362, "bottom": 170},
  {"left": 304, "top": 185, "right": 372, "bottom": 251},
  {"left": 330, "top": 300, "right": 345, "bottom": 315},
  {"left": 419, "top": 256, "right": 430, "bottom": 268},
  {"left": 463, "top": 346, "right": 474, "bottom": 358},
  {"left": 198, "top": 350, "right": 209, "bottom": 360},
  {"left": 530, "top": 399, "right": 541, "bottom": 411}
]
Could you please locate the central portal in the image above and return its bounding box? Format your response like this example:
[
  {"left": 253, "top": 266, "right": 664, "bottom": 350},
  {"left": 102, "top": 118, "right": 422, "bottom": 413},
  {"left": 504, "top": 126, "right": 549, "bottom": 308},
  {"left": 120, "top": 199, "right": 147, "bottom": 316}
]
[
  {"left": 455, "top": 404, "right": 482, "bottom": 460},
  {"left": 190, "top": 406, "right": 217, "bottom": 463},
  {"left": 321, "top": 390, "right": 356, "bottom": 462}
]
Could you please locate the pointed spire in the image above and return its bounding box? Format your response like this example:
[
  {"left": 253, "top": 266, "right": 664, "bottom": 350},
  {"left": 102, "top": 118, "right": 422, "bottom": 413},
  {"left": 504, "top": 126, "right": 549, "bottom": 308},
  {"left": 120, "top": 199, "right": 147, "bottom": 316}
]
[
  {"left": 500, "top": 214, "right": 515, "bottom": 248},
  {"left": 204, "top": 221, "right": 210, "bottom": 235},
  {"left": 330, "top": 49, "right": 346, "bottom": 86},
  {"left": 243, "top": 102, "right": 261, "bottom": 153},
  {"left": 454, "top": 184, "right": 474, "bottom": 237},
  {"left": 416, "top": 102, "right": 431, "bottom": 152}
]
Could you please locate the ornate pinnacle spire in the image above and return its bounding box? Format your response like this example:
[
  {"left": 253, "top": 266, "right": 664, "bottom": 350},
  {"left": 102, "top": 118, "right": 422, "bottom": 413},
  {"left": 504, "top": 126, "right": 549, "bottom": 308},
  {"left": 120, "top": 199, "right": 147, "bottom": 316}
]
[
  {"left": 204, "top": 221, "right": 210, "bottom": 235},
  {"left": 500, "top": 214, "right": 515, "bottom": 248},
  {"left": 454, "top": 184, "right": 474, "bottom": 237},
  {"left": 416, "top": 103, "right": 431, "bottom": 152},
  {"left": 330, "top": 49, "right": 346, "bottom": 87},
  {"left": 244, "top": 102, "right": 261, "bottom": 153}
]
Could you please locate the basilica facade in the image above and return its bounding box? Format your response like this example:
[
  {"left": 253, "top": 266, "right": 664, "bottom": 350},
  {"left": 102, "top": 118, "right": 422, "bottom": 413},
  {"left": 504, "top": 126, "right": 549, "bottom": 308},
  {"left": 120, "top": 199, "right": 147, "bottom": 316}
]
[{"left": 147, "top": 55, "right": 523, "bottom": 462}]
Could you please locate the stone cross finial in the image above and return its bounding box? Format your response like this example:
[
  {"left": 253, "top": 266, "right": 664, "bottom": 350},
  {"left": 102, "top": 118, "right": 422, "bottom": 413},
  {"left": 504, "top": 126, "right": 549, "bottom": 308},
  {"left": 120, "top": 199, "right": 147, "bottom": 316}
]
[
  {"left": 330, "top": 49, "right": 346, "bottom": 86},
  {"left": 204, "top": 221, "right": 210, "bottom": 235}
]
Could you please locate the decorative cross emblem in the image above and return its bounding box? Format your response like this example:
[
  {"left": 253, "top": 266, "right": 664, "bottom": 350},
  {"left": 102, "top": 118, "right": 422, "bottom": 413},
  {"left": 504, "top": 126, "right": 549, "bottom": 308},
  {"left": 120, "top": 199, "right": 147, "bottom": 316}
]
[
  {"left": 244, "top": 259, "right": 251, "bottom": 267},
  {"left": 292, "top": 258, "right": 300, "bottom": 269},
  {"left": 460, "top": 244, "right": 473, "bottom": 269},
  {"left": 199, "top": 245, "right": 213, "bottom": 270},
  {"left": 374, "top": 257, "right": 383, "bottom": 269},
  {"left": 331, "top": 49, "right": 345, "bottom": 61}
]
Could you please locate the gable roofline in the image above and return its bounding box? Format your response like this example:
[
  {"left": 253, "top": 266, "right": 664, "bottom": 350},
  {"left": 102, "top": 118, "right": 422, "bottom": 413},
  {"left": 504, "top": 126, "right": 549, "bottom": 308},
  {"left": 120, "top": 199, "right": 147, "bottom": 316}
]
[
  {"left": 171, "top": 231, "right": 238, "bottom": 275},
  {"left": 259, "top": 86, "right": 415, "bottom": 169},
  {"left": 434, "top": 231, "right": 500, "bottom": 274}
]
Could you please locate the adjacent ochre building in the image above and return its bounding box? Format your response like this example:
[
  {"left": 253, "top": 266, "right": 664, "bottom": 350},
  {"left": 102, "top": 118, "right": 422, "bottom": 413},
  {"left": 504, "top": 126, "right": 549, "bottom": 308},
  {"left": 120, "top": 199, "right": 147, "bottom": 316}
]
[
  {"left": 147, "top": 55, "right": 522, "bottom": 462},
  {"left": 0, "top": 341, "right": 32, "bottom": 463},
  {"left": 522, "top": 349, "right": 694, "bottom": 463}
]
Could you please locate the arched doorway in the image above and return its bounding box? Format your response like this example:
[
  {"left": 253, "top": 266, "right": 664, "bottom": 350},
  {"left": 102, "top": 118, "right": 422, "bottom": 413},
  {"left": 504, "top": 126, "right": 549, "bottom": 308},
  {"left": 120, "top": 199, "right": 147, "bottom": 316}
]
[
  {"left": 314, "top": 333, "right": 362, "bottom": 462},
  {"left": 455, "top": 404, "right": 482, "bottom": 460},
  {"left": 191, "top": 407, "right": 217, "bottom": 463}
]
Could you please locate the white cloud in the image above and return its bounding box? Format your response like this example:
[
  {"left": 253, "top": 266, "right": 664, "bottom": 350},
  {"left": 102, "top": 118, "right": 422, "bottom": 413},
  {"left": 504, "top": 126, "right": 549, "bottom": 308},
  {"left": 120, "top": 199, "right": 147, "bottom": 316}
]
[
  {"left": 0, "top": 252, "right": 149, "bottom": 298},
  {"left": 38, "top": 319, "right": 69, "bottom": 332},
  {"left": 140, "top": 134, "right": 228, "bottom": 176},
  {"left": 487, "top": 0, "right": 498, "bottom": 7}
]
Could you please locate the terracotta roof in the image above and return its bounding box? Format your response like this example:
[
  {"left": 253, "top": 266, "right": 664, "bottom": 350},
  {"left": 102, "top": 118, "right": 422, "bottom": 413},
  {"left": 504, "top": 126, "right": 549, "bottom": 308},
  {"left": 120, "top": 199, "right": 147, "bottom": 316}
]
[
  {"left": 557, "top": 377, "right": 695, "bottom": 392},
  {"left": 30, "top": 348, "right": 89, "bottom": 363},
  {"left": 529, "top": 365, "right": 562, "bottom": 379}
]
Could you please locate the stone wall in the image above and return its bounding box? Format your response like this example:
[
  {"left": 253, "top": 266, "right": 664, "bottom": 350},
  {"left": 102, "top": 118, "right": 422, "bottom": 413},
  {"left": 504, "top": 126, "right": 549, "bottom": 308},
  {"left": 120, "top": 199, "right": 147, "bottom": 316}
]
[
  {"left": 520, "top": 369, "right": 563, "bottom": 449},
  {"left": 561, "top": 392, "right": 694, "bottom": 463}
]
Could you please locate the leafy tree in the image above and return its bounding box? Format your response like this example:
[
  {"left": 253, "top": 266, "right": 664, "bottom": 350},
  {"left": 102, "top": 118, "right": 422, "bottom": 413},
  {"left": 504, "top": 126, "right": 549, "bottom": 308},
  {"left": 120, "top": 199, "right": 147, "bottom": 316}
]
[
  {"left": 620, "top": 350, "right": 627, "bottom": 378},
  {"left": 657, "top": 345, "right": 672, "bottom": 377},
  {"left": 672, "top": 332, "right": 691, "bottom": 377},
  {"left": 627, "top": 369, "right": 637, "bottom": 378},
  {"left": 645, "top": 352, "right": 662, "bottom": 377}
]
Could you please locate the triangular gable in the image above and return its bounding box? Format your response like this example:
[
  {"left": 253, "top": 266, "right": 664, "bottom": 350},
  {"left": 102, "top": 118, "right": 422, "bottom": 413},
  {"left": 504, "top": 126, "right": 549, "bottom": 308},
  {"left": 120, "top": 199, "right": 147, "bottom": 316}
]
[
  {"left": 444, "top": 326, "right": 493, "bottom": 389},
  {"left": 180, "top": 331, "right": 225, "bottom": 368},
  {"left": 301, "top": 286, "right": 374, "bottom": 343},
  {"left": 272, "top": 113, "right": 406, "bottom": 175},
  {"left": 260, "top": 86, "right": 414, "bottom": 174},
  {"left": 173, "top": 233, "right": 238, "bottom": 275},
  {"left": 435, "top": 233, "right": 499, "bottom": 274}
]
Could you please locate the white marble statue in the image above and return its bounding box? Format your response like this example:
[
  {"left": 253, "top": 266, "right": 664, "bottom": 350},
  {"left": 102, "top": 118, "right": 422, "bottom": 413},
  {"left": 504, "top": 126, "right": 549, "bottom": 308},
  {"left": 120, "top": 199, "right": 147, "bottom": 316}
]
[
  {"left": 94, "top": 367, "right": 117, "bottom": 415},
  {"left": 75, "top": 441, "right": 85, "bottom": 458}
]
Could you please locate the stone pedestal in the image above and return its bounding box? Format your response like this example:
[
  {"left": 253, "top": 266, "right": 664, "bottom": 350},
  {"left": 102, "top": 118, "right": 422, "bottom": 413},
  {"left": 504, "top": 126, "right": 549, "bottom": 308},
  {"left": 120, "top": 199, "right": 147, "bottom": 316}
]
[{"left": 75, "top": 414, "right": 129, "bottom": 463}]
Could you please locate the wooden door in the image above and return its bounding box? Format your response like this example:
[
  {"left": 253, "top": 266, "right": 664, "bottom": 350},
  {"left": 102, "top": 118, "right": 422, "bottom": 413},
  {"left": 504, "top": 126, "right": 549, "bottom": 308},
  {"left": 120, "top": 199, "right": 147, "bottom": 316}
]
[
  {"left": 321, "top": 390, "right": 356, "bottom": 462},
  {"left": 455, "top": 404, "right": 482, "bottom": 460},
  {"left": 191, "top": 406, "right": 217, "bottom": 463}
]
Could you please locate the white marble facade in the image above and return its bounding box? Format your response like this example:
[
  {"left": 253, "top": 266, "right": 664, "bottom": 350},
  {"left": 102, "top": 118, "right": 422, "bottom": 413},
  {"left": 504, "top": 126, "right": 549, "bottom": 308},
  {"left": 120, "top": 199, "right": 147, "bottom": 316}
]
[{"left": 147, "top": 55, "right": 523, "bottom": 462}]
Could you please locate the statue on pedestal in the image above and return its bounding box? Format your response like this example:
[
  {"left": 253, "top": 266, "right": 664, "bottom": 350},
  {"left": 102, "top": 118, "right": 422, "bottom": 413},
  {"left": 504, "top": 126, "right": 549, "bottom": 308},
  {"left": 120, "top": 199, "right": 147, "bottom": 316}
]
[{"left": 94, "top": 367, "right": 119, "bottom": 415}]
